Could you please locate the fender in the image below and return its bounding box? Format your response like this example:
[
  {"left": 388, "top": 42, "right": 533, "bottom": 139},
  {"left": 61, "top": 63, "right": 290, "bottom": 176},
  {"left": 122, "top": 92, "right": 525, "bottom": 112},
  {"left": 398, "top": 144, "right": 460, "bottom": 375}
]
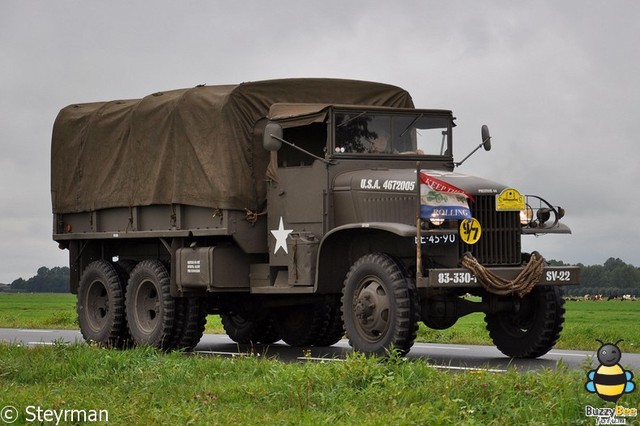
[
  {"left": 315, "top": 222, "right": 417, "bottom": 293},
  {"left": 522, "top": 222, "right": 572, "bottom": 235}
]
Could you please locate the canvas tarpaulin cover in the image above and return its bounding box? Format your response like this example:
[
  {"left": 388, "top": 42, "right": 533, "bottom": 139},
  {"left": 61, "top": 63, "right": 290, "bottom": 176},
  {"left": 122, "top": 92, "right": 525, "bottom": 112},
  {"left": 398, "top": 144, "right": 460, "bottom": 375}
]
[{"left": 51, "top": 78, "right": 414, "bottom": 214}]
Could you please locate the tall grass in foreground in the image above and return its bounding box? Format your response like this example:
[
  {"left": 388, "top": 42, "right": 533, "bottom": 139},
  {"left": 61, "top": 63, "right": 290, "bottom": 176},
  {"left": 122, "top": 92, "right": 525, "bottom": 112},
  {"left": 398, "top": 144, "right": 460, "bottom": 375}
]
[
  {"left": 0, "top": 343, "right": 625, "bottom": 425},
  {"left": 0, "top": 294, "right": 639, "bottom": 353}
]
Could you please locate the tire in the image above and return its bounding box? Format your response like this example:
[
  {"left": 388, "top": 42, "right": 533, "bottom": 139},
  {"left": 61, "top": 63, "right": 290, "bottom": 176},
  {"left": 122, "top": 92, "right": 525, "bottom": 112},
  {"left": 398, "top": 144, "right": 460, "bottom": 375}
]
[
  {"left": 221, "top": 313, "right": 279, "bottom": 345},
  {"left": 422, "top": 315, "right": 458, "bottom": 330},
  {"left": 125, "top": 260, "right": 175, "bottom": 350},
  {"left": 117, "top": 259, "right": 138, "bottom": 275},
  {"left": 170, "top": 297, "right": 207, "bottom": 351},
  {"left": 485, "top": 286, "right": 565, "bottom": 358},
  {"left": 110, "top": 262, "right": 134, "bottom": 348},
  {"left": 77, "top": 260, "right": 127, "bottom": 348},
  {"left": 314, "top": 296, "right": 345, "bottom": 346},
  {"left": 341, "top": 253, "right": 419, "bottom": 356},
  {"left": 274, "top": 304, "right": 329, "bottom": 347}
]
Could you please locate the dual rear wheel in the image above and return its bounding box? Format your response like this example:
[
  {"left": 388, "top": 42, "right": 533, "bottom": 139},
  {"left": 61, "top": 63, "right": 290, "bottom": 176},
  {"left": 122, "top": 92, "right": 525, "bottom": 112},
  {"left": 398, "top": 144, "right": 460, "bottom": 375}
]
[{"left": 77, "top": 259, "right": 206, "bottom": 351}]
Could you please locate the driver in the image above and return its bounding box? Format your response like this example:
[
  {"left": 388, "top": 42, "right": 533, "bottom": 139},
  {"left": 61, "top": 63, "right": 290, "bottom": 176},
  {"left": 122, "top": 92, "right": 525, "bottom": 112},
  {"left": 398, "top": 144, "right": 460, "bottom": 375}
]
[{"left": 369, "top": 133, "right": 390, "bottom": 153}]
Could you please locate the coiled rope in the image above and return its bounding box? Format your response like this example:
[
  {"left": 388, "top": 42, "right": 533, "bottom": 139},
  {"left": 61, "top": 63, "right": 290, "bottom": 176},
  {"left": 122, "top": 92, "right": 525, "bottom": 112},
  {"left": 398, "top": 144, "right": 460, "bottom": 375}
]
[
  {"left": 461, "top": 251, "right": 545, "bottom": 297},
  {"left": 244, "top": 208, "right": 267, "bottom": 224}
]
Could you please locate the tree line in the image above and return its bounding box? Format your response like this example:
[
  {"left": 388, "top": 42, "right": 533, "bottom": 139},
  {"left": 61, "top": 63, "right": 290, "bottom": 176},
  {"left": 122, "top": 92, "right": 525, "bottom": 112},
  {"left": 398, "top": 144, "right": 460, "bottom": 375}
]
[
  {"left": 550, "top": 257, "right": 640, "bottom": 297},
  {"left": 1, "top": 257, "right": 639, "bottom": 295},
  {"left": 4, "top": 266, "right": 70, "bottom": 293}
]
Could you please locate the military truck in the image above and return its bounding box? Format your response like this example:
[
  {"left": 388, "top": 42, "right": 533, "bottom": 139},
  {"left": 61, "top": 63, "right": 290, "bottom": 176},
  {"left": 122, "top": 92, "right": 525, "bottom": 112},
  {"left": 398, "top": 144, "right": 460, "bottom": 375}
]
[{"left": 51, "top": 78, "right": 579, "bottom": 358}]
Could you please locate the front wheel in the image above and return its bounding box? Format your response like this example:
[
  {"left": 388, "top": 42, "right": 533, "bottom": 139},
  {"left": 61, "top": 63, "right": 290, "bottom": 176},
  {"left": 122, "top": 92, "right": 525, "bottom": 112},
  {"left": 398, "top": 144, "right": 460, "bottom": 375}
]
[
  {"left": 485, "top": 286, "right": 565, "bottom": 358},
  {"left": 341, "top": 253, "right": 419, "bottom": 356}
]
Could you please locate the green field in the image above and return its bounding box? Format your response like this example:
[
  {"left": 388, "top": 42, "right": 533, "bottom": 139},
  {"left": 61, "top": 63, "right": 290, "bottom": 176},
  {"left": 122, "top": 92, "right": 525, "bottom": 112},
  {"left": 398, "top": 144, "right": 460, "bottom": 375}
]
[
  {"left": 0, "top": 293, "right": 638, "bottom": 353},
  {"left": 1, "top": 293, "right": 639, "bottom": 424}
]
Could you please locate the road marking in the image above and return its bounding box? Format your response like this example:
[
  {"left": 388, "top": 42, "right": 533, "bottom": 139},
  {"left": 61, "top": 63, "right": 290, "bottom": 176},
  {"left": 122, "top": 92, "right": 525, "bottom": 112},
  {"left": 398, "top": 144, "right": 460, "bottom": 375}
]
[
  {"left": 414, "top": 343, "right": 469, "bottom": 351},
  {"left": 28, "top": 342, "right": 55, "bottom": 346},
  {"left": 297, "top": 357, "right": 345, "bottom": 362},
  {"left": 548, "top": 351, "right": 589, "bottom": 358},
  {"left": 431, "top": 365, "right": 507, "bottom": 373},
  {"left": 195, "top": 350, "right": 253, "bottom": 357}
]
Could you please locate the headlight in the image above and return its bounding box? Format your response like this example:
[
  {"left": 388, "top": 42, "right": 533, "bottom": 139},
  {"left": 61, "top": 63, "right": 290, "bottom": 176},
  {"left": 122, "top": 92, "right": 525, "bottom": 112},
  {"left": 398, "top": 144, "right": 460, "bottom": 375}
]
[
  {"left": 536, "top": 208, "right": 552, "bottom": 225},
  {"left": 429, "top": 215, "right": 445, "bottom": 227},
  {"left": 520, "top": 205, "right": 534, "bottom": 225}
]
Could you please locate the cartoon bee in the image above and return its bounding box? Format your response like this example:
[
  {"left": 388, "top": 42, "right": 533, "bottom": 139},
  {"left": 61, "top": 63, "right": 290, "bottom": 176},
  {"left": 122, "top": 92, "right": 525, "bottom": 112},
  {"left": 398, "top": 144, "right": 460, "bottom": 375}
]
[{"left": 585, "top": 339, "right": 636, "bottom": 403}]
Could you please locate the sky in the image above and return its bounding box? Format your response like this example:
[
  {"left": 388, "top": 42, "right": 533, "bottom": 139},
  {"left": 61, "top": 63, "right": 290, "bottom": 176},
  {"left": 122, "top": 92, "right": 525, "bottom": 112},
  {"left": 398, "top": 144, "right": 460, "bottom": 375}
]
[{"left": 1, "top": 1, "right": 639, "bottom": 283}]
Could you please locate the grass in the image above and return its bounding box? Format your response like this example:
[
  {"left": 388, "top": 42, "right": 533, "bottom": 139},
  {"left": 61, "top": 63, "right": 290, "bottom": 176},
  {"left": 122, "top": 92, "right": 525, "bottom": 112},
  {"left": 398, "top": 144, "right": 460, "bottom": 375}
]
[
  {"left": 0, "top": 343, "right": 618, "bottom": 425},
  {"left": 1, "top": 293, "right": 638, "bottom": 353},
  {"left": 1, "top": 294, "right": 639, "bottom": 424}
]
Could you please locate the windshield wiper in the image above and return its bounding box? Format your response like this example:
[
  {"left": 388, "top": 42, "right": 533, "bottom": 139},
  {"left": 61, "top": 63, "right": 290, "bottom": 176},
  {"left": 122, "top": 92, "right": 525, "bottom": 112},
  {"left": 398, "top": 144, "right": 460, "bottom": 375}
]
[
  {"left": 337, "top": 111, "right": 367, "bottom": 127},
  {"left": 400, "top": 114, "right": 423, "bottom": 137}
]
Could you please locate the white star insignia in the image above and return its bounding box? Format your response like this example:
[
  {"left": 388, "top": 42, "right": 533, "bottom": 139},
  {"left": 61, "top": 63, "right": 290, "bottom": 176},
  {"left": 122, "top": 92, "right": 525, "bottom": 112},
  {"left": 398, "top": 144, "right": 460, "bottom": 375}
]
[{"left": 271, "top": 216, "right": 293, "bottom": 254}]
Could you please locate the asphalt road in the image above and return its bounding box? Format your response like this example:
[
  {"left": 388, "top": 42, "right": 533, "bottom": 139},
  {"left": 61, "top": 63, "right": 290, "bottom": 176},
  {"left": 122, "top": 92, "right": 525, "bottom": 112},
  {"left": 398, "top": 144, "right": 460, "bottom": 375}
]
[{"left": 4, "top": 328, "right": 640, "bottom": 373}]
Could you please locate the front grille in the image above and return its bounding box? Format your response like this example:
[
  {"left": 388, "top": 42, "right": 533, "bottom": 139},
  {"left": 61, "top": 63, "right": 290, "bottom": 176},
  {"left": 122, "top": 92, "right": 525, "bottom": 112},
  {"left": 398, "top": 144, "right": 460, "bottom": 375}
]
[{"left": 459, "top": 195, "right": 521, "bottom": 266}]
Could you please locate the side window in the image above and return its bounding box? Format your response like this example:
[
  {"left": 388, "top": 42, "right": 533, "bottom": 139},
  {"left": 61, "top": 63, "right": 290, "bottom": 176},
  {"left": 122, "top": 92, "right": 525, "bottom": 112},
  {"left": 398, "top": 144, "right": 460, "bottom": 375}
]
[{"left": 278, "top": 123, "right": 327, "bottom": 167}]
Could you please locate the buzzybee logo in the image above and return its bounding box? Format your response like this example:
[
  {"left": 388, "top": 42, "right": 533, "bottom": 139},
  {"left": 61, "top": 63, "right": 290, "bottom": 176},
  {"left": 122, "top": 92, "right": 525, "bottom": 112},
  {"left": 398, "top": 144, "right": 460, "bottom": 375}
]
[
  {"left": 584, "top": 340, "right": 637, "bottom": 425},
  {"left": 585, "top": 340, "right": 635, "bottom": 403}
]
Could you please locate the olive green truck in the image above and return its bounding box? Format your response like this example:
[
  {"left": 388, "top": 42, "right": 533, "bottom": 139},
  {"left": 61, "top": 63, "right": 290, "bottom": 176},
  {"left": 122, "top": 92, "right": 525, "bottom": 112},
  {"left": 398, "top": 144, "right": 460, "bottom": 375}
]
[{"left": 51, "top": 78, "right": 579, "bottom": 358}]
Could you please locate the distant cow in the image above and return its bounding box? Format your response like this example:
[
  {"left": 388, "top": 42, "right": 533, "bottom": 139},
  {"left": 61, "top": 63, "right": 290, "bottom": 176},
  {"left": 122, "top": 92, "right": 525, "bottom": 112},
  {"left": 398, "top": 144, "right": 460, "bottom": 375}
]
[{"left": 584, "top": 294, "right": 603, "bottom": 301}]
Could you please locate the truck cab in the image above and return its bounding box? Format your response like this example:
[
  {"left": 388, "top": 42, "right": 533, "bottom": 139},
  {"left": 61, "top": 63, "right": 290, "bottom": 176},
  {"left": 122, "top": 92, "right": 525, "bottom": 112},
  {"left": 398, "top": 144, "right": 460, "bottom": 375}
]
[{"left": 263, "top": 103, "right": 579, "bottom": 357}]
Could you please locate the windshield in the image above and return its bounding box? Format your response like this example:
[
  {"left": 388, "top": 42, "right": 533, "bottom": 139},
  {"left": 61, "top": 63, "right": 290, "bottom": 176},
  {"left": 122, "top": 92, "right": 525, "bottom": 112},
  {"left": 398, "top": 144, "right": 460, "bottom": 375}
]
[{"left": 334, "top": 111, "right": 451, "bottom": 156}]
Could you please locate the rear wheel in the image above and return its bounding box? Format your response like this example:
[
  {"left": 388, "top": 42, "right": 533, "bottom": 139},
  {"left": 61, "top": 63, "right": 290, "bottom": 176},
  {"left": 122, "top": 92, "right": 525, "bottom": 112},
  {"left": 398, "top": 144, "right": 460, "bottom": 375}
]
[
  {"left": 77, "top": 260, "right": 127, "bottom": 347},
  {"left": 314, "top": 296, "right": 345, "bottom": 346},
  {"left": 221, "top": 313, "right": 279, "bottom": 345},
  {"left": 274, "top": 304, "right": 329, "bottom": 347},
  {"left": 485, "top": 286, "right": 565, "bottom": 358},
  {"left": 170, "top": 297, "right": 207, "bottom": 351},
  {"left": 342, "top": 253, "right": 419, "bottom": 356},
  {"left": 125, "top": 260, "right": 175, "bottom": 350}
]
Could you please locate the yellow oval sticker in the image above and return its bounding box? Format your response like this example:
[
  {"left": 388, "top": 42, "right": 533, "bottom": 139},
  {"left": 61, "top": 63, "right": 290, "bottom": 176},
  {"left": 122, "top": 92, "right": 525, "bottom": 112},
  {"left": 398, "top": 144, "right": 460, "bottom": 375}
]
[{"left": 460, "top": 218, "right": 482, "bottom": 245}]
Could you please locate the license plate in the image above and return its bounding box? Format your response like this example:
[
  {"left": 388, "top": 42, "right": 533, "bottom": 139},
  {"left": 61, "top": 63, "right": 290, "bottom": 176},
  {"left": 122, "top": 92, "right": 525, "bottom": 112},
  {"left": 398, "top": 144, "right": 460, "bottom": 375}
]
[{"left": 415, "top": 234, "right": 457, "bottom": 245}]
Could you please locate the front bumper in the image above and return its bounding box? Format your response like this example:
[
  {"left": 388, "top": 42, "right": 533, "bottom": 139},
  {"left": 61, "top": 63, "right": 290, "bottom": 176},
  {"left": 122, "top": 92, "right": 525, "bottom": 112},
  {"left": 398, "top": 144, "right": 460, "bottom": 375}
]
[{"left": 419, "top": 265, "right": 580, "bottom": 289}]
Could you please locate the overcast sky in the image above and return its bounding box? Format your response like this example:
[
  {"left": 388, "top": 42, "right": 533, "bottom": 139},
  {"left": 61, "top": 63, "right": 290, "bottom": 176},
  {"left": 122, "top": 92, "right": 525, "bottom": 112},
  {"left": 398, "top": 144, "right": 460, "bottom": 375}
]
[{"left": 1, "top": 1, "right": 639, "bottom": 283}]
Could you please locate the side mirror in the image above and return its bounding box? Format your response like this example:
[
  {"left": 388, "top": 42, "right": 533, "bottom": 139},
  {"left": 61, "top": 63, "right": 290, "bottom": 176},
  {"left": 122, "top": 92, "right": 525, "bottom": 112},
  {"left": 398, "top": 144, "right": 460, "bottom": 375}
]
[
  {"left": 263, "top": 122, "right": 283, "bottom": 151},
  {"left": 481, "top": 124, "right": 492, "bottom": 151}
]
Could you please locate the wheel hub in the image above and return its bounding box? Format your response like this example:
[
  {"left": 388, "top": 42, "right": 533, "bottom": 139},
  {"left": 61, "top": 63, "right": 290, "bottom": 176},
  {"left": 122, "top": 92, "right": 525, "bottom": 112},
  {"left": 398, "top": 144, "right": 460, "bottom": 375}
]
[
  {"left": 134, "top": 280, "right": 160, "bottom": 334},
  {"left": 352, "top": 279, "right": 390, "bottom": 340},
  {"left": 86, "top": 280, "right": 109, "bottom": 331},
  {"left": 355, "top": 289, "right": 377, "bottom": 323}
]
